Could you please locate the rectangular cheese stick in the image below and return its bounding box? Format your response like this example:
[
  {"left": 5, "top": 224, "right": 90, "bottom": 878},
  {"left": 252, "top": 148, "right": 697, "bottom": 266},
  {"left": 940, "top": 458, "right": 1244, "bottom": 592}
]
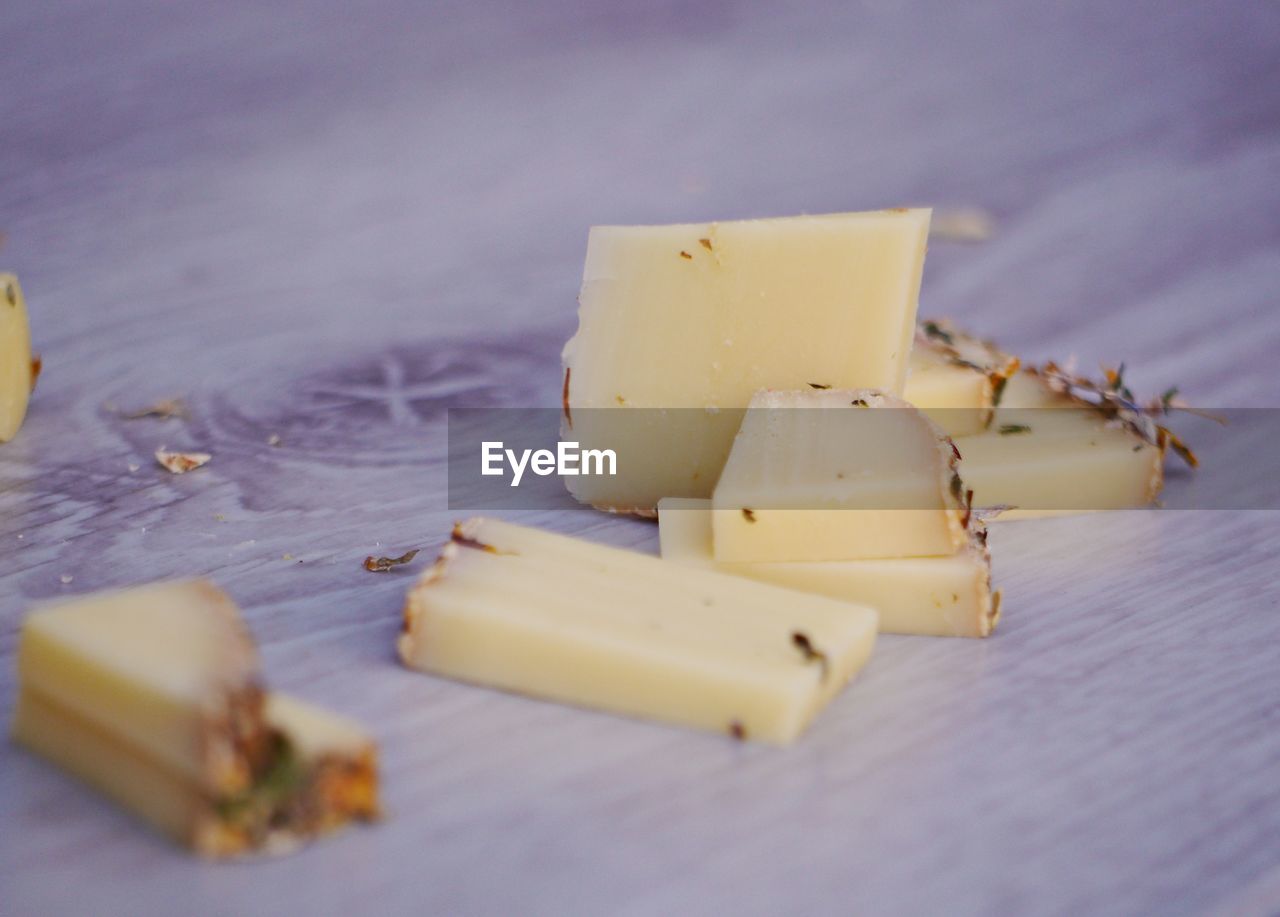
[
  {"left": 711, "top": 389, "right": 971, "bottom": 562},
  {"left": 398, "top": 519, "right": 879, "bottom": 745},
  {"left": 659, "top": 498, "right": 1000, "bottom": 638},
  {"left": 11, "top": 580, "right": 379, "bottom": 857},
  {"left": 562, "top": 208, "right": 931, "bottom": 513}
]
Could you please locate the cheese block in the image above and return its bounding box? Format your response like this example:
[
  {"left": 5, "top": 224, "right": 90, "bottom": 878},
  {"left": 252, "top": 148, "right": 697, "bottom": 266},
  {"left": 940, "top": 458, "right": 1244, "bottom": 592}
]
[
  {"left": 398, "top": 518, "right": 879, "bottom": 745},
  {"left": 562, "top": 208, "right": 932, "bottom": 513},
  {"left": 659, "top": 498, "right": 999, "bottom": 638},
  {"left": 711, "top": 389, "right": 971, "bottom": 562},
  {"left": 956, "top": 370, "right": 1165, "bottom": 518},
  {"left": 0, "top": 273, "right": 35, "bottom": 442},
  {"left": 903, "top": 319, "right": 1020, "bottom": 437},
  {"left": 11, "top": 580, "right": 379, "bottom": 857}
]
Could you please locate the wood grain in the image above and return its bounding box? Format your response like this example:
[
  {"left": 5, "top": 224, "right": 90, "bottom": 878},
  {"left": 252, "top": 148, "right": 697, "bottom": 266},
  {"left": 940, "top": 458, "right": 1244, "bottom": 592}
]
[{"left": 3, "top": 1, "right": 1279, "bottom": 914}]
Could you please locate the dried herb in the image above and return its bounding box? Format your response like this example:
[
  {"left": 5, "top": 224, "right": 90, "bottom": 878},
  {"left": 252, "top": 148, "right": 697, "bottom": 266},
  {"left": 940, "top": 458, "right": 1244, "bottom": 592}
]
[
  {"left": 29, "top": 355, "right": 41, "bottom": 392},
  {"left": 950, "top": 472, "right": 964, "bottom": 503},
  {"left": 699, "top": 238, "right": 713, "bottom": 251},
  {"left": 729, "top": 720, "right": 747, "bottom": 741},
  {"left": 363, "top": 549, "right": 420, "bottom": 573},
  {"left": 679, "top": 250, "right": 693, "bottom": 260},
  {"left": 791, "top": 631, "right": 829, "bottom": 680},
  {"left": 741, "top": 508, "right": 757, "bottom": 523},
  {"left": 1032, "top": 360, "right": 1210, "bottom": 468},
  {"left": 850, "top": 398, "right": 868, "bottom": 407},
  {"left": 561, "top": 367, "right": 572, "bottom": 430},
  {"left": 4, "top": 283, "right": 15, "bottom": 307},
  {"left": 999, "top": 424, "right": 1032, "bottom": 435},
  {"left": 920, "top": 320, "right": 954, "bottom": 346},
  {"left": 807, "top": 382, "right": 831, "bottom": 390},
  {"left": 155, "top": 448, "right": 211, "bottom": 474},
  {"left": 123, "top": 398, "right": 189, "bottom": 421}
]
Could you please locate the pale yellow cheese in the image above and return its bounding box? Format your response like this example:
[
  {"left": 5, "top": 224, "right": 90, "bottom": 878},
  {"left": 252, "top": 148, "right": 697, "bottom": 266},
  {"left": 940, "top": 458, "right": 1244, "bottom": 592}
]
[
  {"left": 711, "top": 389, "right": 970, "bottom": 562},
  {"left": 903, "top": 347, "right": 994, "bottom": 437},
  {"left": 0, "top": 273, "right": 34, "bottom": 442},
  {"left": 562, "top": 208, "right": 931, "bottom": 513},
  {"left": 955, "top": 371, "right": 1164, "bottom": 518},
  {"left": 15, "top": 579, "right": 261, "bottom": 789},
  {"left": 659, "top": 498, "right": 998, "bottom": 638},
  {"left": 399, "top": 518, "right": 879, "bottom": 745},
  {"left": 10, "top": 580, "right": 379, "bottom": 856}
]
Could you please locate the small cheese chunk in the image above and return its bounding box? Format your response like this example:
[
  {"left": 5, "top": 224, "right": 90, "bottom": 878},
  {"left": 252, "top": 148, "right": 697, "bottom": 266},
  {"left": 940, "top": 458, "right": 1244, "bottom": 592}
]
[
  {"left": 659, "top": 499, "right": 999, "bottom": 638},
  {"left": 399, "top": 518, "right": 879, "bottom": 745},
  {"left": 956, "top": 371, "right": 1165, "bottom": 518},
  {"left": 903, "top": 320, "right": 1020, "bottom": 437},
  {"left": 711, "top": 389, "right": 970, "bottom": 562},
  {"left": 0, "top": 273, "right": 34, "bottom": 442},
  {"left": 11, "top": 580, "right": 379, "bottom": 857},
  {"left": 562, "top": 208, "right": 931, "bottom": 513}
]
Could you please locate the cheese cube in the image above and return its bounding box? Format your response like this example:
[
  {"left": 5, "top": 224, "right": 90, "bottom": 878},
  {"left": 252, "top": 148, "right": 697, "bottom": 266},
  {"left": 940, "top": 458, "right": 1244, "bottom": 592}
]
[
  {"left": 562, "top": 208, "right": 931, "bottom": 513},
  {"left": 398, "top": 518, "right": 879, "bottom": 745},
  {"left": 659, "top": 498, "right": 999, "bottom": 638},
  {"left": 711, "top": 389, "right": 971, "bottom": 562}
]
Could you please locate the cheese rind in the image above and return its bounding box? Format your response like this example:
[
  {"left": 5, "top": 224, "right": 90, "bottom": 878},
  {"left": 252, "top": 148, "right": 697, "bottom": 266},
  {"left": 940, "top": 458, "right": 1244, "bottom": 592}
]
[
  {"left": 0, "top": 273, "right": 34, "bottom": 442},
  {"left": 562, "top": 209, "right": 931, "bottom": 512},
  {"left": 659, "top": 498, "right": 998, "bottom": 638},
  {"left": 399, "top": 518, "right": 879, "bottom": 745},
  {"left": 11, "top": 580, "right": 379, "bottom": 857},
  {"left": 711, "top": 389, "right": 970, "bottom": 562},
  {"left": 956, "top": 371, "right": 1164, "bottom": 518}
]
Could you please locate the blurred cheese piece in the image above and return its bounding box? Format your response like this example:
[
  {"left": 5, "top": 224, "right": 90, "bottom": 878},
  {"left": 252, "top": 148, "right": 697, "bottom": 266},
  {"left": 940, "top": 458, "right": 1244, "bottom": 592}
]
[
  {"left": 0, "top": 273, "right": 34, "bottom": 441},
  {"left": 956, "top": 371, "right": 1165, "bottom": 518},
  {"left": 659, "top": 498, "right": 999, "bottom": 638},
  {"left": 562, "top": 208, "right": 931, "bottom": 513},
  {"left": 903, "top": 320, "right": 1020, "bottom": 437},
  {"left": 11, "top": 580, "right": 379, "bottom": 857},
  {"left": 711, "top": 389, "right": 971, "bottom": 562},
  {"left": 399, "top": 518, "right": 879, "bottom": 745}
]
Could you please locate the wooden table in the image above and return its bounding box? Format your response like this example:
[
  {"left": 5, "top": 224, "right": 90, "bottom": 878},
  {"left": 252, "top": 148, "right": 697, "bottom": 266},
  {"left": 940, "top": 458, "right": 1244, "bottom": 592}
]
[{"left": 3, "top": 2, "right": 1279, "bottom": 914}]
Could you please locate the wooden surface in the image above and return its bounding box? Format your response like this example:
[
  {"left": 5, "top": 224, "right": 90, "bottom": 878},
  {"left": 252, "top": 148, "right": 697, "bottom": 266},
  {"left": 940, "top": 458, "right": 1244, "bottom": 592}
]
[{"left": 3, "top": 2, "right": 1279, "bottom": 914}]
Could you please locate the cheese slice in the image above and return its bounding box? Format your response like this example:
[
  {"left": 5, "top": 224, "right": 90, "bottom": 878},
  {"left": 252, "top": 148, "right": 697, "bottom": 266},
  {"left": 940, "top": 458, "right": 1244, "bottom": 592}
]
[
  {"left": 562, "top": 208, "right": 931, "bottom": 513},
  {"left": 711, "top": 389, "right": 971, "bottom": 562},
  {"left": 903, "top": 319, "right": 1020, "bottom": 437},
  {"left": 659, "top": 498, "right": 999, "bottom": 638},
  {"left": 955, "top": 371, "right": 1164, "bottom": 518},
  {"left": 0, "top": 273, "right": 35, "bottom": 442},
  {"left": 398, "top": 518, "right": 879, "bottom": 745},
  {"left": 11, "top": 580, "right": 379, "bottom": 857}
]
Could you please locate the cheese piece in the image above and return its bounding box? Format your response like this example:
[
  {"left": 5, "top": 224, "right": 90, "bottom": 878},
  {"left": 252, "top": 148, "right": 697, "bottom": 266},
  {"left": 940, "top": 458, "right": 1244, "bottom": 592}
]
[
  {"left": 562, "top": 208, "right": 932, "bottom": 513},
  {"left": 11, "top": 580, "right": 379, "bottom": 857},
  {"left": 711, "top": 389, "right": 971, "bottom": 562},
  {"left": 903, "top": 319, "right": 1020, "bottom": 437},
  {"left": 956, "top": 371, "right": 1164, "bottom": 518},
  {"left": 0, "top": 273, "right": 35, "bottom": 442},
  {"left": 659, "top": 498, "right": 999, "bottom": 638},
  {"left": 398, "top": 518, "right": 879, "bottom": 745}
]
